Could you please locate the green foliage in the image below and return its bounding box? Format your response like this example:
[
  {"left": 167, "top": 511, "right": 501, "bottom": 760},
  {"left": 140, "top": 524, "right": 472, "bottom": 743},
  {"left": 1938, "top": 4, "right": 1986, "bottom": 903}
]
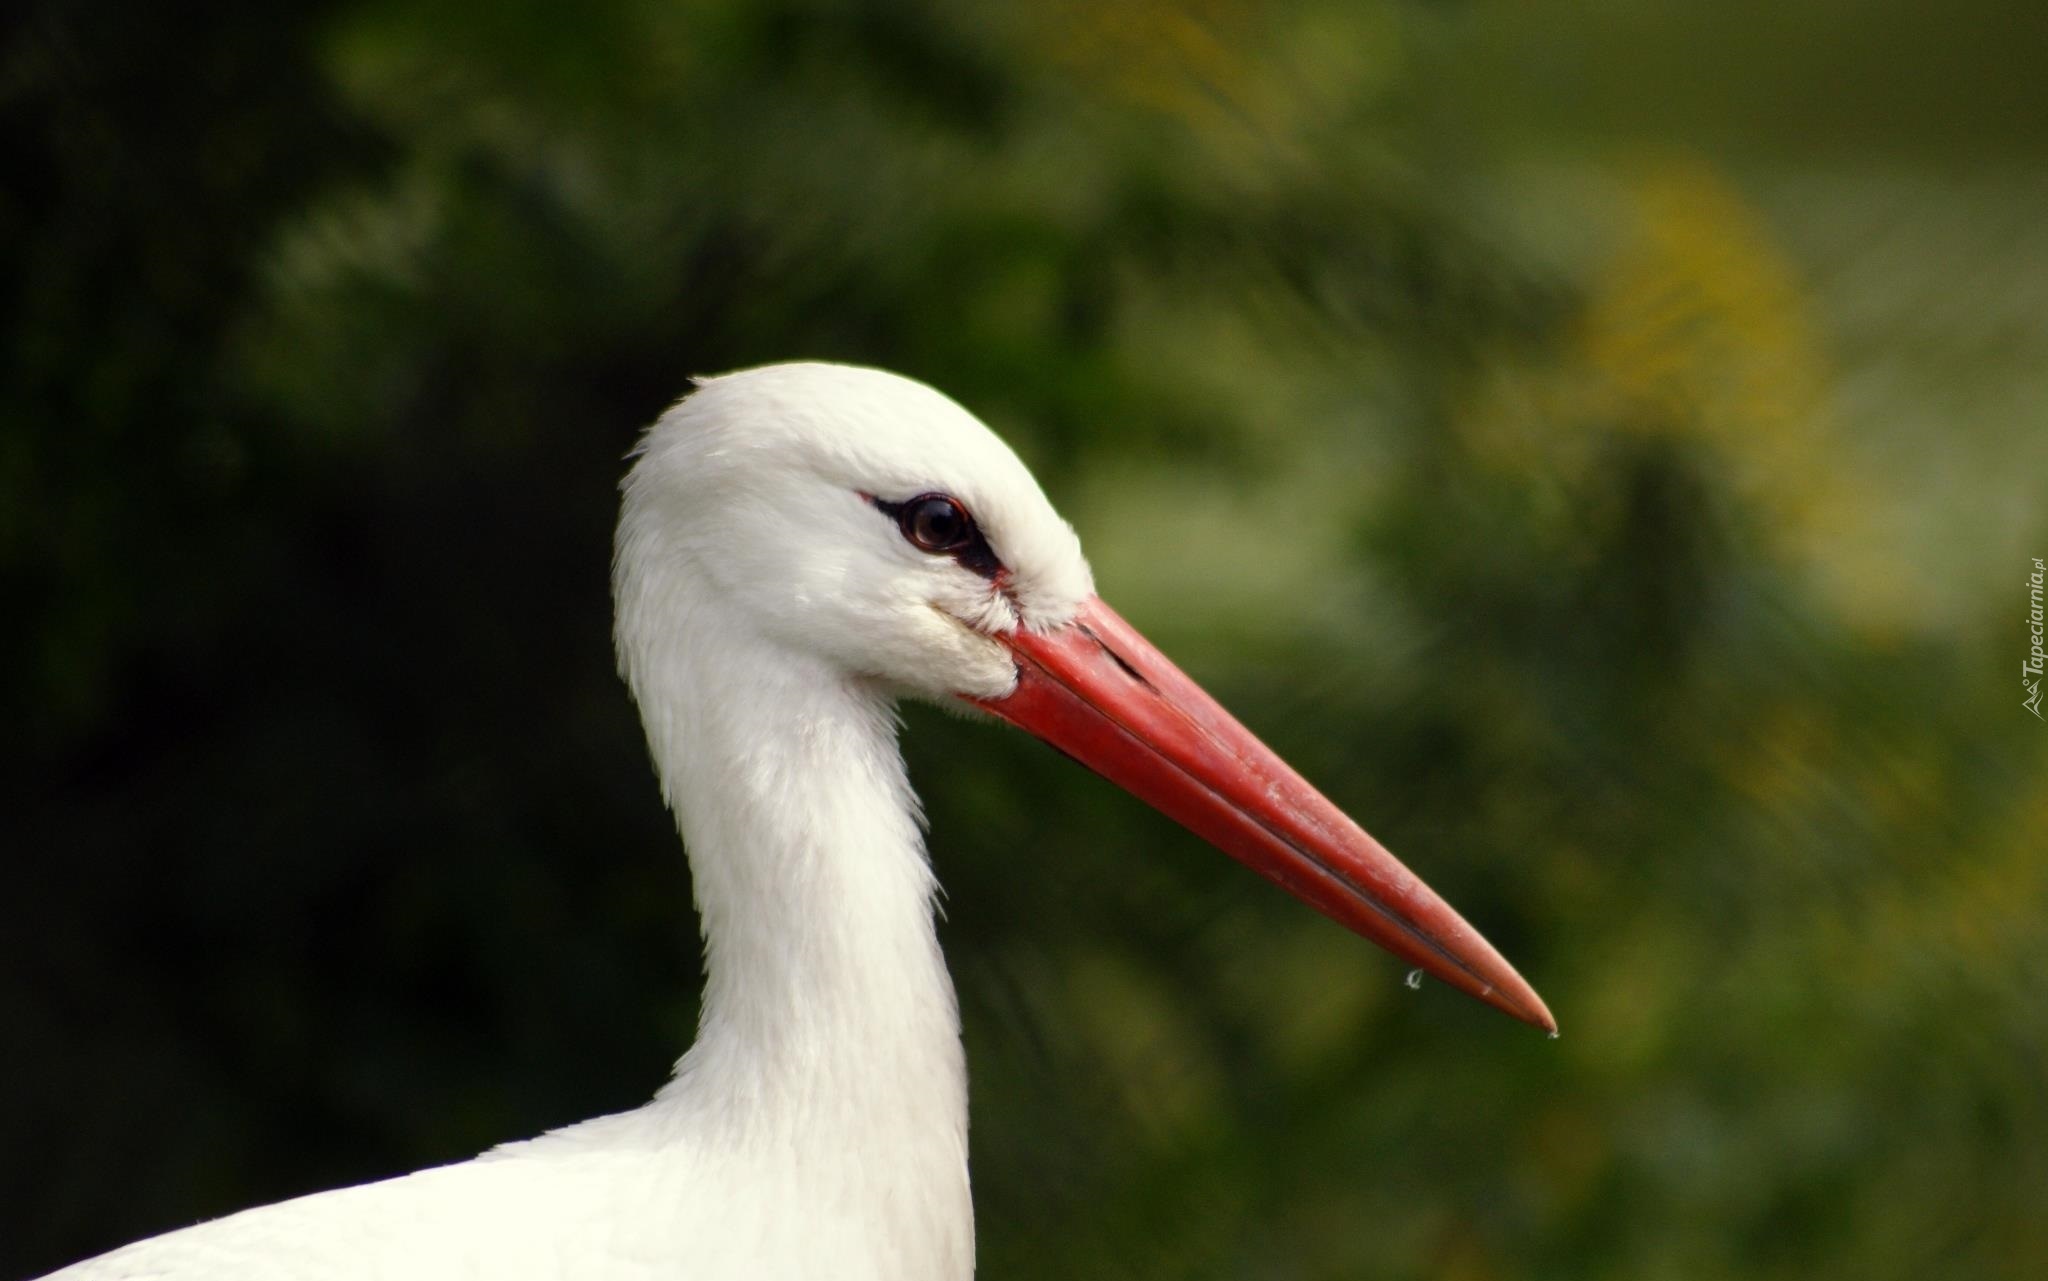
[{"left": 5, "top": 1, "right": 2045, "bottom": 1278}]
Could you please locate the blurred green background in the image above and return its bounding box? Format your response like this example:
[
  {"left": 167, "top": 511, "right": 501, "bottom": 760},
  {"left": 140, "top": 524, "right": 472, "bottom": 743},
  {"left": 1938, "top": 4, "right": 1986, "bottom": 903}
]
[{"left": 6, "top": 1, "right": 2046, "bottom": 1277}]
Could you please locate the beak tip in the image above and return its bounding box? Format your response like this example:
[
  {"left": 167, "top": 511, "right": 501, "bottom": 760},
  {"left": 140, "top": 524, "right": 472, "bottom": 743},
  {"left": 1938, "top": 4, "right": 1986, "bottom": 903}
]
[
  {"left": 1503, "top": 985, "right": 1558, "bottom": 1037},
  {"left": 1458, "top": 955, "right": 1555, "bottom": 1035}
]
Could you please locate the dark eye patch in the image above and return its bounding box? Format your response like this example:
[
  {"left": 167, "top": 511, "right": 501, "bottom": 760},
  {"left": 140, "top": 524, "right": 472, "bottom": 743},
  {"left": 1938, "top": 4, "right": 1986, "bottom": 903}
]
[{"left": 869, "top": 492, "right": 1004, "bottom": 580}]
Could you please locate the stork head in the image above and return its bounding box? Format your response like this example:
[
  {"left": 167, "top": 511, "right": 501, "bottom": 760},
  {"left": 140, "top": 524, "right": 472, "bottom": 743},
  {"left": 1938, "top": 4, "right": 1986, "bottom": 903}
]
[
  {"left": 618, "top": 362, "right": 1091, "bottom": 703},
  {"left": 618, "top": 362, "right": 1554, "bottom": 1034}
]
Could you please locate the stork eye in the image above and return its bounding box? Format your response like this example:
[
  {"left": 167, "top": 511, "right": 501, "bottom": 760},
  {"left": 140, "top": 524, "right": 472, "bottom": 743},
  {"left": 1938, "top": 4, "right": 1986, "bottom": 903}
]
[
  {"left": 867, "top": 491, "right": 1004, "bottom": 580},
  {"left": 901, "top": 495, "right": 972, "bottom": 552}
]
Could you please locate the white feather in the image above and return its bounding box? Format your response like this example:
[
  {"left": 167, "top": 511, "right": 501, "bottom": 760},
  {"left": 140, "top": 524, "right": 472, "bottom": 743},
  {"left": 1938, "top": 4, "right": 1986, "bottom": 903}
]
[{"left": 43, "top": 363, "right": 1095, "bottom": 1281}]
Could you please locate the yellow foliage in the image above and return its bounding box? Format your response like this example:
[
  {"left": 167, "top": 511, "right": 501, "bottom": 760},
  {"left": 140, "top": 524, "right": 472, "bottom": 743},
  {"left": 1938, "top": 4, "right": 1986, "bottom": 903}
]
[{"left": 1465, "top": 155, "right": 1915, "bottom": 636}]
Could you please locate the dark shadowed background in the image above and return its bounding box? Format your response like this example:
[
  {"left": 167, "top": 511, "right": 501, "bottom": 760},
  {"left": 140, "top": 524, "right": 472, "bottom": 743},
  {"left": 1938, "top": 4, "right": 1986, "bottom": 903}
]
[{"left": 5, "top": 1, "right": 2046, "bottom": 1278}]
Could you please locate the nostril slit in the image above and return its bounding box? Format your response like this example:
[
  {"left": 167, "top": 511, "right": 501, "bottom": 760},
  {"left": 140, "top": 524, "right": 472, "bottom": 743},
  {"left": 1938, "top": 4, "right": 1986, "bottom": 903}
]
[{"left": 1078, "top": 623, "right": 1150, "bottom": 688}]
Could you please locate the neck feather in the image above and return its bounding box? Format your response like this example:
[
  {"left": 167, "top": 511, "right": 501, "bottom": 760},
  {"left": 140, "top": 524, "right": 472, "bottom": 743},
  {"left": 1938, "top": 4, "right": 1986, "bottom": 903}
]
[{"left": 616, "top": 554, "right": 967, "bottom": 1148}]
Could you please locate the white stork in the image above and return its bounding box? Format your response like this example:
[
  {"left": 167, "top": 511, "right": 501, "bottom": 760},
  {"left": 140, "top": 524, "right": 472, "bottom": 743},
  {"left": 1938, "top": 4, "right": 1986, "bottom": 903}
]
[{"left": 41, "top": 363, "right": 1552, "bottom": 1281}]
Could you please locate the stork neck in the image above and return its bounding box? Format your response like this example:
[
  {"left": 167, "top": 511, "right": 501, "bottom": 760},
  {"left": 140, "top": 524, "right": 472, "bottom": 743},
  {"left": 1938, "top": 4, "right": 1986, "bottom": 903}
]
[{"left": 627, "top": 609, "right": 965, "bottom": 1142}]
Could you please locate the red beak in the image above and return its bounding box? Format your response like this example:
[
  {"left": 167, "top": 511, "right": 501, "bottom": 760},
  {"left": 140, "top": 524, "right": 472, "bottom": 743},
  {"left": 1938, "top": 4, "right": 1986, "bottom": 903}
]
[{"left": 974, "top": 596, "right": 1554, "bottom": 1034}]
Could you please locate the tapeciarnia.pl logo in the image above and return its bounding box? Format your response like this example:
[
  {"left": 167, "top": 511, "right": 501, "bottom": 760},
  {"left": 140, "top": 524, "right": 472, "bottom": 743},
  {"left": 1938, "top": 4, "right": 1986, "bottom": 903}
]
[{"left": 2027, "top": 557, "right": 2045, "bottom": 720}]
